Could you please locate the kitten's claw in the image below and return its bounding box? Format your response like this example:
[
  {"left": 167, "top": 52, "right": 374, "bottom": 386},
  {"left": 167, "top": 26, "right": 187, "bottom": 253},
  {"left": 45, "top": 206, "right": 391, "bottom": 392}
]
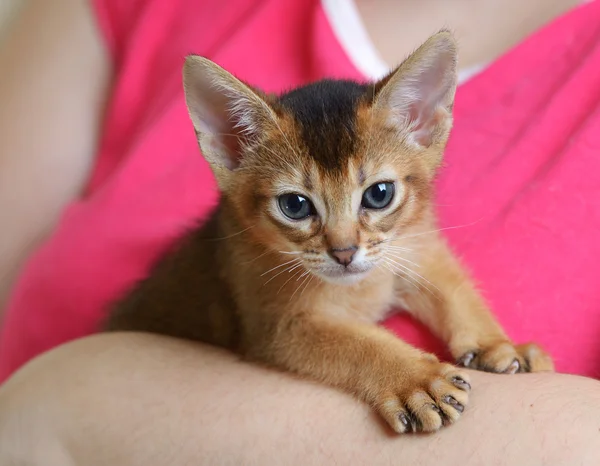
[
  {"left": 398, "top": 412, "right": 411, "bottom": 432},
  {"left": 376, "top": 358, "right": 470, "bottom": 434},
  {"left": 443, "top": 395, "right": 464, "bottom": 413},
  {"left": 451, "top": 375, "right": 471, "bottom": 391},
  {"left": 457, "top": 351, "right": 475, "bottom": 368},
  {"left": 504, "top": 359, "right": 520, "bottom": 374},
  {"left": 456, "top": 341, "right": 554, "bottom": 374}
]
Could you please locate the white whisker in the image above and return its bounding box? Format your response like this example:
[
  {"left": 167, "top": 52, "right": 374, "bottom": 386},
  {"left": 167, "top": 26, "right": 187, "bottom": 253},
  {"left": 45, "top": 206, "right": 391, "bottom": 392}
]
[
  {"left": 383, "top": 244, "right": 412, "bottom": 252},
  {"left": 277, "top": 266, "right": 305, "bottom": 294},
  {"left": 300, "top": 274, "right": 314, "bottom": 297},
  {"left": 383, "top": 258, "right": 423, "bottom": 291},
  {"left": 263, "top": 261, "right": 303, "bottom": 286},
  {"left": 396, "top": 218, "right": 485, "bottom": 242},
  {"left": 384, "top": 250, "right": 421, "bottom": 269},
  {"left": 207, "top": 225, "right": 254, "bottom": 241},
  {"left": 296, "top": 270, "right": 310, "bottom": 282},
  {"left": 383, "top": 257, "right": 440, "bottom": 299},
  {"left": 242, "top": 250, "right": 271, "bottom": 265},
  {"left": 261, "top": 258, "right": 301, "bottom": 277},
  {"left": 290, "top": 270, "right": 312, "bottom": 301}
]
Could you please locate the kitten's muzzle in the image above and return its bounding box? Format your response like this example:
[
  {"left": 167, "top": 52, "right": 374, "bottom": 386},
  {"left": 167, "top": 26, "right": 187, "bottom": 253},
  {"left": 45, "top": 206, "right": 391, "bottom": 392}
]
[{"left": 328, "top": 246, "right": 358, "bottom": 267}]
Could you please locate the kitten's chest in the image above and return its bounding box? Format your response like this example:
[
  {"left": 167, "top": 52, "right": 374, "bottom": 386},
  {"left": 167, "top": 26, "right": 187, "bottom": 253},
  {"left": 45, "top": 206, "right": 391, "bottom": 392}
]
[{"left": 316, "top": 272, "right": 397, "bottom": 323}]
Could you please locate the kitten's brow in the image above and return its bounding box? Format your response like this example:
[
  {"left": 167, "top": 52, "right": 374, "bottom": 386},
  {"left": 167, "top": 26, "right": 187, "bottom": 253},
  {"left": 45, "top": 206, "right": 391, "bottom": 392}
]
[
  {"left": 271, "top": 115, "right": 303, "bottom": 163},
  {"left": 253, "top": 140, "right": 297, "bottom": 173}
]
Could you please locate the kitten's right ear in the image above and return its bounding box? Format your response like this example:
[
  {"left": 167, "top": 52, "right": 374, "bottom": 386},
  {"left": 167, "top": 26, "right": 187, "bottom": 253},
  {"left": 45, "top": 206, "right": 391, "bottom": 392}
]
[{"left": 183, "top": 56, "right": 278, "bottom": 170}]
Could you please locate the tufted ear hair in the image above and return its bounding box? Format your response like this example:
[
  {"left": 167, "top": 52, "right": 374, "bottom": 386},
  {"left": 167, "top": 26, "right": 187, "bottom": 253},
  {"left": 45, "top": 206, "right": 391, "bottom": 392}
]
[
  {"left": 374, "top": 30, "right": 458, "bottom": 148},
  {"left": 183, "top": 56, "right": 279, "bottom": 170}
]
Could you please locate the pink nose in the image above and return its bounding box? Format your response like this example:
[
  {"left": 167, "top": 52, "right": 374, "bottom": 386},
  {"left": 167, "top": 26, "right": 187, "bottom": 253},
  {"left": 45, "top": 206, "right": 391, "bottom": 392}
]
[{"left": 329, "top": 247, "right": 357, "bottom": 267}]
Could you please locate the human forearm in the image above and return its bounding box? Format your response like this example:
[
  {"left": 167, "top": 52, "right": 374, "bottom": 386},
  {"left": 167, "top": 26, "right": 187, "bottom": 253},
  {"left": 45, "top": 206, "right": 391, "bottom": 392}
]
[
  {"left": 0, "top": 0, "right": 111, "bottom": 314},
  {"left": 1, "top": 333, "right": 599, "bottom": 466}
]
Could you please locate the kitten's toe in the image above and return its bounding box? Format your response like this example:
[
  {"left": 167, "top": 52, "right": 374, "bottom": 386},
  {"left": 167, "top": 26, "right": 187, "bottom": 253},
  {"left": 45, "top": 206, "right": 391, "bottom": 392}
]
[
  {"left": 456, "top": 341, "right": 554, "bottom": 374},
  {"left": 376, "top": 360, "right": 470, "bottom": 434}
]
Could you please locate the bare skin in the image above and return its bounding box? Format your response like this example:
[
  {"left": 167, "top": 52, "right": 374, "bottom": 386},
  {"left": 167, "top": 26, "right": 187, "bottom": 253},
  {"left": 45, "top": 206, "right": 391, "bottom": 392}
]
[
  {"left": 0, "top": 0, "right": 109, "bottom": 313},
  {"left": 1, "top": 333, "right": 599, "bottom": 466},
  {"left": 355, "top": 0, "right": 582, "bottom": 69}
]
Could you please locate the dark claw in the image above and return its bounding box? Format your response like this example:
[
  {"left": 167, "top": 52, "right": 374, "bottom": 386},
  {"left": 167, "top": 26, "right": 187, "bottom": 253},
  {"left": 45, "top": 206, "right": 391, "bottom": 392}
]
[
  {"left": 407, "top": 410, "right": 420, "bottom": 433},
  {"left": 505, "top": 359, "right": 520, "bottom": 374},
  {"left": 457, "top": 352, "right": 476, "bottom": 368},
  {"left": 398, "top": 412, "right": 411, "bottom": 431},
  {"left": 431, "top": 404, "right": 450, "bottom": 426},
  {"left": 451, "top": 375, "right": 472, "bottom": 391},
  {"left": 443, "top": 395, "right": 464, "bottom": 413}
]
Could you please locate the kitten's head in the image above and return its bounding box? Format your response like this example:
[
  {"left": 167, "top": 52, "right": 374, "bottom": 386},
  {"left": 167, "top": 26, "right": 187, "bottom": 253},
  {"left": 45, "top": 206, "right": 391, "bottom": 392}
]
[{"left": 183, "top": 31, "right": 457, "bottom": 285}]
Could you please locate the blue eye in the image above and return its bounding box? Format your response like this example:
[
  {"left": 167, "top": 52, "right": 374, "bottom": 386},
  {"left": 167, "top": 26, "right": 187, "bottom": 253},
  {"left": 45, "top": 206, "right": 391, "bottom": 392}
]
[
  {"left": 361, "top": 182, "right": 395, "bottom": 209},
  {"left": 278, "top": 193, "right": 314, "bottom": 220}
]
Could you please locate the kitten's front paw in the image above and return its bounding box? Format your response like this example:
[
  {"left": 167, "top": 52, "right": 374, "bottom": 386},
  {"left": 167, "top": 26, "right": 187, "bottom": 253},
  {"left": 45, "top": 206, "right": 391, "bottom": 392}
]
[
  {"left": 457, "top": 341, "right": 554, "bottom": 374},
  {"left": 375, "top": 358, "right": 471, "bottom": 434}
]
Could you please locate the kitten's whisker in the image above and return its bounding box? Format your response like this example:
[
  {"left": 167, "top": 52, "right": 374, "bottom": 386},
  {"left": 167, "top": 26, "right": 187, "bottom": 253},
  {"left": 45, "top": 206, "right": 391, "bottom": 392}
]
[
  {"left": 207, "top": 225, "right": 254, "bottom": 241},
  {"left": 296, "top": 270, "right": 310, "bottom": 282},
  {"left": 383, "top": 258, "right": 423, "bottom": 291},
  {"left": 383, "top": 244, "right": 412, "bottom": 252},
  {"left": 278, "top": 267, "right": 305, "bottom": 295},
  {"left": 242, "top": 250, "right": 272, "bottom": 265},
  {"left": 386, "top": 257, "right": 437, "bottom": 291},
  {"left": 261, "top": 258, "right": 301, "bottom": 277},
  {"left": 300, "top": 274, "right": 314, "bottom": 297},
  {"left": 383, "top": 257, "right": 440, "bottom": 299},
  {"left": 384, "top": 251, "right": 421, "bottom": 269},
  {"left": 263, "top": 261, "right": 303, "bottom": 286},
  {"left": 290, "top": 270, "right": 312, "bottom": 301},
  {"left": 279, "top": 250, "right": 303, "bottom": 255},
  {"left": 395, "top": 218, "right": 485, "bottom": 242}
]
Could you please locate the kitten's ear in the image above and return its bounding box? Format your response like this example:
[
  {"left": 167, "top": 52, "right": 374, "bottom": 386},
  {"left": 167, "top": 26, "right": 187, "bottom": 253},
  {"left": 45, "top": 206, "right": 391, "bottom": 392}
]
[
  {"left": 373, "top": 31, "right": 458, "bottom": 148},
  {"left": 183, "top": 56, "right": 278, "bottom": 170}
]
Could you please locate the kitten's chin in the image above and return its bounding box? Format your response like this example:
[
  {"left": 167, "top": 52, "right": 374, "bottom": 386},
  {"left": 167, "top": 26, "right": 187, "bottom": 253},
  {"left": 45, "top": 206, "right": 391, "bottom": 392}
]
[{"left": 316, "top": 267, "right": 372, "bottom": 286}]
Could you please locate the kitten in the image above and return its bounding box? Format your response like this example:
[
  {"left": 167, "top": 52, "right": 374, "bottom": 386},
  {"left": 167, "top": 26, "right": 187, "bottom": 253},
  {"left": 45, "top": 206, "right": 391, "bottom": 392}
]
[{"left": 106, "top": 31, "right": 554, "bottom": 434}]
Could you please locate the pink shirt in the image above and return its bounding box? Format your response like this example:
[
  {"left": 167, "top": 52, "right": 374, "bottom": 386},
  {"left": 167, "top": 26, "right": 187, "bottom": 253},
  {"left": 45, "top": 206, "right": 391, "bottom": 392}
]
[{"left": 1, "top": 0, "right": 600, "bottom": 383}]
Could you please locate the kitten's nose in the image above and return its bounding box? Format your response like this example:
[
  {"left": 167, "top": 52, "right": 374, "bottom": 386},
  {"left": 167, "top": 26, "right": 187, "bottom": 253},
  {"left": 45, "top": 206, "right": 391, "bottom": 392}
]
[{"left": 329, "top": 246, "right": 358, "bottom": 267}]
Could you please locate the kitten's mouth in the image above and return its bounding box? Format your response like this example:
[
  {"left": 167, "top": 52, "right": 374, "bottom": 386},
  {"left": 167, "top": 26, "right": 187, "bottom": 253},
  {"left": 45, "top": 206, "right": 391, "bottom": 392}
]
[{"left": 316, "top": 264, "right": 372, "bottom": 285}]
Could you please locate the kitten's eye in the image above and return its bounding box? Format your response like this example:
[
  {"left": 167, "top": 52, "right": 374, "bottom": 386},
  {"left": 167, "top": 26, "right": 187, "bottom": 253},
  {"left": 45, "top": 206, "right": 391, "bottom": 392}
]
[
  {"left": 361, "top": 182, "right": 395, "bottom": 209},
  {"left": 278, "top": 193, "right": 314, "bottom": 220}
]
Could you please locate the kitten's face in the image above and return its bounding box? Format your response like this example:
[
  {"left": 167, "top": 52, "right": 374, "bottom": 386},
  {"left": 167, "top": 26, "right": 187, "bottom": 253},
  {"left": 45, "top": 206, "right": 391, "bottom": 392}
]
[
  {"left": 230, "top": 95, "right": 435, "bottom": 285},
  {"left": 183, "top": 31, "right": 457, "bottom": 285}
]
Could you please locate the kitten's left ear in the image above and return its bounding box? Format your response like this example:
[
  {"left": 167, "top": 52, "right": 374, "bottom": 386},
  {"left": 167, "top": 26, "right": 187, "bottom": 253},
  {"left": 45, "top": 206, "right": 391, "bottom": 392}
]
[
  {"left": 183, "top": 56, "right": 278, "bottom": 171},
  {"left": 374, "top": 30, "right": 458, "bottom": 148}
]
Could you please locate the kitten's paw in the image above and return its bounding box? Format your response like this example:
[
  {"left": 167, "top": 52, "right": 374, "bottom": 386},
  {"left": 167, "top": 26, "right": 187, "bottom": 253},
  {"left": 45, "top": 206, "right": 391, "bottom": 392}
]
[
  {"left": 376, "top": 359, "right": 471, "bottom": 434},
  {"left": 457, "top": 341, "right": 554, "bottom": 373}
]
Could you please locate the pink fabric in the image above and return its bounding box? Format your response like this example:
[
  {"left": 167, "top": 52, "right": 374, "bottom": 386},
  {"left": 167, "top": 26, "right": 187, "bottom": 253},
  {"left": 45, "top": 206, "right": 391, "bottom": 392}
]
[{"left": 1, "top": 0, "right": 600, "bottom": 384}]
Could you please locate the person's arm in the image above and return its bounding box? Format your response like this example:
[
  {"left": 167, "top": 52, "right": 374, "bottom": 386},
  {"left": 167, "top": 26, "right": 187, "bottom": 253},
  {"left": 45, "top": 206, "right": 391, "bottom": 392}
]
[
  {"left": 1, "top": 333, "right": 599, "bottom": 465},
  {"left": 0, "top": 0, "right": 110, "bottom": 315}
]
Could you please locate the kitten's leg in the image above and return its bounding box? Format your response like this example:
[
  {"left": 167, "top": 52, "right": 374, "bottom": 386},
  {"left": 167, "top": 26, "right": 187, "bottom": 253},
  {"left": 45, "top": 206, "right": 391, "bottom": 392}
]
[
  {"left": 247, "top": 316, "right": 470, "bottom": 434},
  {"left": 396, "top": 237, "right": 554, "bottom": 374}
]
